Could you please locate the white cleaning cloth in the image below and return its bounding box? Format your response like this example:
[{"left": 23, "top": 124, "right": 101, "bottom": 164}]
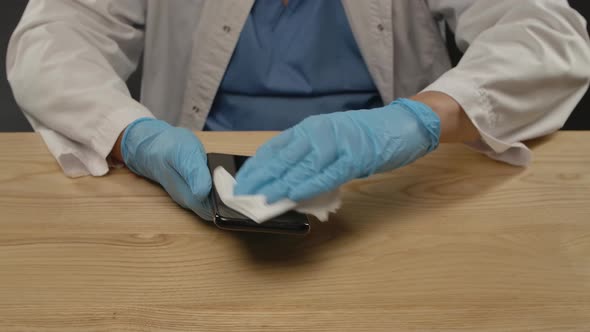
[{"left": 213, "top": 167, "right": 341, "bottom": 224}]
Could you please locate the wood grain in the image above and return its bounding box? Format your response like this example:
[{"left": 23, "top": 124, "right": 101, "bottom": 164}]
[{"left": 1, "top": 132, "right": 590, "bottom": 331}]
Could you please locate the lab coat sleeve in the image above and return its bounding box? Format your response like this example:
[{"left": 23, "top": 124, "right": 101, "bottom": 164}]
[
  {"left": 424, "top": 0, "right": 590, "bottom": 165},
  {"left": 6, "top": 0, "right": 154, "bottom": 177}
]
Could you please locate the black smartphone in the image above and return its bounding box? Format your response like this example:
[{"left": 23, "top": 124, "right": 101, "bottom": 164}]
[{"left": 207, "top": 153, "right": 311, "bottom": 235}]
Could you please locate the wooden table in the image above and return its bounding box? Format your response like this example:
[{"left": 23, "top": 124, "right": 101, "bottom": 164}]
[{"left": 1, "top": 132, "right": 589, "bottom": 331}]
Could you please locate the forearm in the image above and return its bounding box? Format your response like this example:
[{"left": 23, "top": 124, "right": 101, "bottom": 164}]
[
  {"left": 424, "top": 1, "right": 590, "bottom": 166},
  {"left": 8, "top": 0, "right": 151, "bottom": 176},
  {"left": 106, "top": 91, "right": 480, "bottom": 162},
  {"left": 411, "top": 91, "right": 479, "bottom": 143}
]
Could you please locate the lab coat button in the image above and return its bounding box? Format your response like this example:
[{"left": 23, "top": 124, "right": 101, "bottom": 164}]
[
  {"left": 377, "top": 24, "right": 384, "bottom": 32},
  {"left": 192, "top": 106, "right": 200, "bottom": 113},
  {"left": 223, "top": 25, "right": 231, "bottom": 33}
]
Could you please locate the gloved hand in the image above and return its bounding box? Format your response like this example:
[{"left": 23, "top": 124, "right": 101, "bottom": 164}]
[
  {"left": 121, "top": 118, "right": 212, "bottom": 220},
  {"left": 234, "top": 98, "right": 441, "bottom": 203}
]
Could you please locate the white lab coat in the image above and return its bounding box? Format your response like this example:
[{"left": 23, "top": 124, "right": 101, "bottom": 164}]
[{"left": 6, "top": 0, "right": 590, "bottom": 177}]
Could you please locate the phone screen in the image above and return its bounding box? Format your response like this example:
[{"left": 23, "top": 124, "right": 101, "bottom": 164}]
[{"left": 207, "top": 153, "right": 310, "bottom": 235}]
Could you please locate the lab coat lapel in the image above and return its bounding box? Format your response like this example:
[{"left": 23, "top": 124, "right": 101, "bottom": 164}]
[
  {"left": 341, "top": 0, "right": 394, "bottom": 103},
  {"left": 180, "top": 0, "right": 255, "bottom": 129}
]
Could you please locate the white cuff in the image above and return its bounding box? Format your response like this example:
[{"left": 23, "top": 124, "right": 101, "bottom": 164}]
[
  {"left": 423, "top": 72, "right": 532, "bottom": 166},
  {"left": 40, "top": 108, "right": 154, "bottom": 178}
]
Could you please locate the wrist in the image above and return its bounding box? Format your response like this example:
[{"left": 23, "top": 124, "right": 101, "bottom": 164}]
[
  {"left": 110, "top": 117, "right": 165, "bottom": 166},
  {"left": 110, "top": 129, "right": 126, "bottom": 164},
  {"left": 410, "top": 91, "right": 480, "bottom": 143},
  {"left": 390, "top": 98, "right": 441, "bottom": 153}
]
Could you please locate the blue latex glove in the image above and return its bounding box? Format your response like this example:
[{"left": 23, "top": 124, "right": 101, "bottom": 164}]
[
  {"left": 234, "top": 98, "right": 440, "bottom": 203},
  {"left": 121, "top": 118, "right": 212, "bottom": 220}
]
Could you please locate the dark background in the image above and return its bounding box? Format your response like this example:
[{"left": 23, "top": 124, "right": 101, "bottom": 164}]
[{"left": 1, "top": 0, "right": 589, "bottom": 132}]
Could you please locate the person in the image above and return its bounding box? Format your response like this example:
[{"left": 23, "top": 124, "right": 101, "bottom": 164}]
[{"left": 7, "top": 0, "right": 590, "bottom": 220}]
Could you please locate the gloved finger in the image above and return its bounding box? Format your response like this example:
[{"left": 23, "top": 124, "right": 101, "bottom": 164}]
[
  {"left": 254, "top": 160, "right": 312, "bottom": 204},
  {"left": 253, "top": 177, "right": 290, "bottom": 204},
  {"left": 256, "top": 149, "right": 336, "bottom": 203},
  {"left": 169, "top": 136, "right": 211, "bottom": 200},
  {"left": 254, "top": 126, "right": 342, "bottom": 203},
  {"left": 234, "top": 129, "right": 295, "bottom": 182},
  {"left": 188, "top": 196, "right": 213, "bottom": 221},
  {"left": 160, "top": 167, "right": 213, "bottom": 221},
  {"left": 234, "top": 136, "right": 311, "bottom": 196},
  {"left": 255, "top": 128, "right": 295, "bottom": 158},
  {"left": 288, "top": 157, "right": 353, "bottom": 202},
  {"left": 187, "top": 157, "right": 212, "bottom": 199}
]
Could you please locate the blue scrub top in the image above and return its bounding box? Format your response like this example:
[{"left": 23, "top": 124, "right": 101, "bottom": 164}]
[{"left": 205, "top": 0, "right": 383, "bottom": 131}]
